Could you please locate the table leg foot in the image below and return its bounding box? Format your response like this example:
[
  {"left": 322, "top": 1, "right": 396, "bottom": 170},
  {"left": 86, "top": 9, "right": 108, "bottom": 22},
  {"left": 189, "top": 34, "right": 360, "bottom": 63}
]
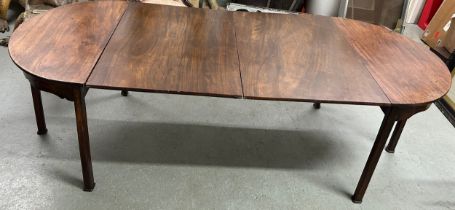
[
  {"left": 351, "top": 195, "right": 362, "bottom": 204},
  {"left": 74, "top": 88, "right": 95, "bottom": 192},
  {"left": 385, "top": 120, "right": 407, "bottom": 153},
  {"left": 384, "top": 148, "right": 395, "bottom": 153},
  {"left": 37, "top": 128, "right": 48, "bottom": 135},
  {"left": 313, "top": 103, "right": 321, "bottom": 109},
  {"left": 31, "top": 85, "right": 48, "bottom": 135},
  {"left": 121, "top": 90, "right": 128, "bottom": 96},
  {"left": 83, "top": 182, "right": 96, "bottom": 192}
]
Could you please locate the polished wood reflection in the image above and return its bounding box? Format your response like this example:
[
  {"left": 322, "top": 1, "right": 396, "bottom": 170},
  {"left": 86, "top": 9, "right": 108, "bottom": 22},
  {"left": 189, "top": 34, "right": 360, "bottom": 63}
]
[
  {"left": 335, "top": 19, "right": 452, "bottom": 105},
  {"left": 234, "top": 12, "right": 390, "bottom": 105},
  {"left": 9, "top": 1, "right": 128, "bottom": 84},
  {"left": 87, "top": 3, "right": 243, "bottom": 98}
]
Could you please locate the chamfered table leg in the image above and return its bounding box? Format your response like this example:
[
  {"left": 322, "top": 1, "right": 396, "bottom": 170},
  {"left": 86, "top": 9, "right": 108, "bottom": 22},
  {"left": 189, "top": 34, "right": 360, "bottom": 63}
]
[
  {"left": 30, "top": 85, "right": 47, "bottom": 135},
  {"left": 73, "top": 88, "right": 95, "bottom": 191},
  {"left": 352, "top": 108, "right": 397, "bottom": 203},
  {"left": 385, "top": 119, "right": 407, "bottom": 153},
  {"left": 121, "top": 90, "right": 128, "bottom": 96},
  {"left": 313, "top": 103, "right": 321, "bottom": 109}
]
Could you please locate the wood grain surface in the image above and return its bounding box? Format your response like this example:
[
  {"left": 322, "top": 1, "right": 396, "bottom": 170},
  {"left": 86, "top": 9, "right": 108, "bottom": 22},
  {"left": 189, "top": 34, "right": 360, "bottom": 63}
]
[
  {"left": 335, "top": 19, "right": 452, "bottom": 105},
  {"left": 234, "top": 12, "right": 390, "bottom": 105},
  {"left": 87, "top": 3, "right": 243, "bottom": 98},
  {"left": 9, "top": 2, "right": 451, "bottom": 105},
  {"left": 9, "top": 1, "right": 127, "bottom": 84}
]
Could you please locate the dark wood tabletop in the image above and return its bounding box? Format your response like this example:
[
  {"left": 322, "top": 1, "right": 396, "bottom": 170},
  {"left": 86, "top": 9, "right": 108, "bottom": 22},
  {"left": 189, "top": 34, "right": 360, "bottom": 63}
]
[
  {"left": 9, "top": 1, "right": 128, "bottom": 84},
  {"left": 336, "top": 19, "right": 451, "bottom": 105},
  {"left": 88, "top": 3, "right": 243, "bottom": 97},
  {"left": 234, "top": 12, "right": 390, "bottom": 105},
  {"left": 9, "top": 1, "right": 451, "bottom": 105}
]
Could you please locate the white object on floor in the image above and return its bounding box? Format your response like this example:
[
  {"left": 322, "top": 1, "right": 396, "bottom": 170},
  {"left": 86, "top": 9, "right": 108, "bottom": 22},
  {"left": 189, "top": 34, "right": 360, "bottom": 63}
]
[
  {"left": 227, "top": 3, "right": 298, "bottom": 14},
  {"left": 140, "top": 0, "right": 186, "bottom": 7},
  {"left": 305, "top": 0, "right": 341, "bottom": 17},
  {"left": 405, "top": 0, "right": 425, "bottom": 24},
  {"left": 338, "top": 0, "right": 349, "bottom": 18}
]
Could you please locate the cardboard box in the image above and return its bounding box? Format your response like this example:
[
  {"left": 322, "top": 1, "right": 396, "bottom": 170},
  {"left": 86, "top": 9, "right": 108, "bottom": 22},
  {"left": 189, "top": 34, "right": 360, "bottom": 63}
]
[
  {"left": 422, "top": 0, "right": 455, "bottom": 49},
  {"left": 444, "top": 17, "right": 455, "bottom": 53}
]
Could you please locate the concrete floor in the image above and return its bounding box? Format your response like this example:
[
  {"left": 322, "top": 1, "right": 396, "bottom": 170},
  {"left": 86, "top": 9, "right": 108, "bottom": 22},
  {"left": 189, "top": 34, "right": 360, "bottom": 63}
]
[
  {"left": 402, "top": 23, "right": 425, "bottom": 44},
  {"left": 1, "top": 22, "right": 455, "bottom": 210}
]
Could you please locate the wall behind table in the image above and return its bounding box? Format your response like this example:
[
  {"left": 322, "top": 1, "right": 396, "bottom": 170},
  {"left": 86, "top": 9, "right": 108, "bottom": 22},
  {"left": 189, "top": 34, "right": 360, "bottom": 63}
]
[{"left": 346, "top": 0, "right": 404, "bottom": 29}]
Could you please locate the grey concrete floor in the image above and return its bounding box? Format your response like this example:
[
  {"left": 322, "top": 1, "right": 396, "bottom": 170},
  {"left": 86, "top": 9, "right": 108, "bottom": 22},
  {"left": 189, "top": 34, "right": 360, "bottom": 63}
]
[
  {"left": 402, "top": 23, "right": 425, "bottom": 44},
  {"left": 1, "top": 24, "right": 455, "bottom": 210}
]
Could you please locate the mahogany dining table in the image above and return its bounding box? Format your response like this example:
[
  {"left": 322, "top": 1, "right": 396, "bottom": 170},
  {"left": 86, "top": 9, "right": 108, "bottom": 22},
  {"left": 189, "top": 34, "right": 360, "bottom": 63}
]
[{"left": 8, "top": 1, "right": 451, "bottom": 203}]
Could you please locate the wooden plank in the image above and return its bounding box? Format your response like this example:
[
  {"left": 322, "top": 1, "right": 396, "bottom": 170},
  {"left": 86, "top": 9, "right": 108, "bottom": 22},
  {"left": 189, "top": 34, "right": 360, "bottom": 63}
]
[
  {"left": 335, "top": 19, "right": 452, "bottom": 105},
  {"left": 87, "top": 3, "right": 242, "bottom": 97},
  {"left": 234, "top": 12, "right": 391, "bottom": 105},
  {"left": 9, "top": 1, "right": 128, "bottom": 84},
  {"left": 87, "top": 3, "right": 243, "bottom": 98}
]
